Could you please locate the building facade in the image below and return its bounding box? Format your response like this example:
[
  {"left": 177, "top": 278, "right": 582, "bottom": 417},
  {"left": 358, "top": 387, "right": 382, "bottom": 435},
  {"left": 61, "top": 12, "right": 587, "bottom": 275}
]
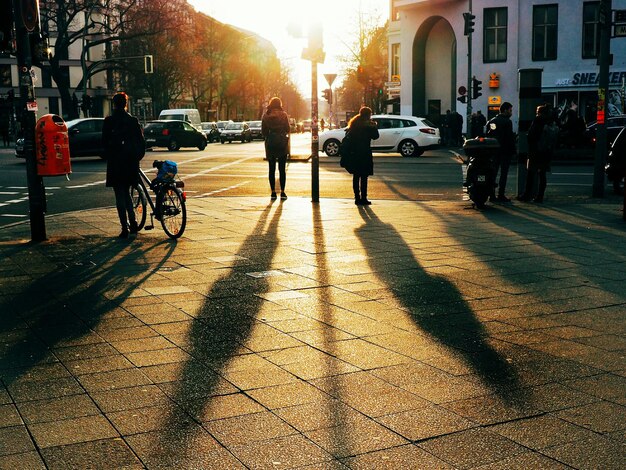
[{"left": 388, "top": 0, "right": 626, "bottom": 131}]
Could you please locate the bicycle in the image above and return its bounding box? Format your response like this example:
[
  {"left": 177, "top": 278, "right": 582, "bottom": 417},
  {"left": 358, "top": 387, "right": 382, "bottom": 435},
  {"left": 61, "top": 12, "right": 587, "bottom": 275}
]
[{"left": 130, "top": 161, "right": 187, "bottom": 239}]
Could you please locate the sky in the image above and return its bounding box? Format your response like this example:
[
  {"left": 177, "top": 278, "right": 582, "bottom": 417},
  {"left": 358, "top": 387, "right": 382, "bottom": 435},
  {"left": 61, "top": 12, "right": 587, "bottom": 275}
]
[{"left": 188, "top": 0, "right": 388, "bottom": 94}]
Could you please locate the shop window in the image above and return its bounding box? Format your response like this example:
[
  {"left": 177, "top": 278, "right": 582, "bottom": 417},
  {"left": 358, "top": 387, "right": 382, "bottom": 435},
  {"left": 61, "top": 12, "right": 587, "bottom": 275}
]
[
  {"left": 0, "top": 65, "right": 11, "bottom": 87},
  {"left": 533, "top": 4, "right": 558, "bottom": 61},
  {"left": 484, "top": 7, "right": 507, "bottom": 63},
  {"left": 582, "top": 2, "right": 600, "bottom": 59}
]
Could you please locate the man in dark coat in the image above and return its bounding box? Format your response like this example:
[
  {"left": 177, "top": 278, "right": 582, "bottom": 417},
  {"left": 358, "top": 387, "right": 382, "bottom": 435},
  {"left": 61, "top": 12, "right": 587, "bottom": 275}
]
[
  {"left": 486, "top": 101, "right": 516, "bottom": 202},
  {"left": 102, "top": 92, "right": 145, "bottom": 238},
  {"left": 261, "top": 96, "right": 290, "bottom": 200},
  {"left": 345, "top": 106, "right": 379, "bottom": 205}
]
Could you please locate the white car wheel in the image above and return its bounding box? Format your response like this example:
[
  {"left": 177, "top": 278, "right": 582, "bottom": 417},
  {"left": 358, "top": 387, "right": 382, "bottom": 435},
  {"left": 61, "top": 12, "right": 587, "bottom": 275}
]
[{"left": 324, "top": 139, "right": 341, "bottom": 156}]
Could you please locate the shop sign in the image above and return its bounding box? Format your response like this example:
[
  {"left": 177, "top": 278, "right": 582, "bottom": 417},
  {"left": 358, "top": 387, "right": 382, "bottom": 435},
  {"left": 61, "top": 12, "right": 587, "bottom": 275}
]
[
  {"left": 549, "top": 70, "right": 626, "bottom": 87},
  {"left": 488, "top": 96, "right": 501, "bottom": 105}
]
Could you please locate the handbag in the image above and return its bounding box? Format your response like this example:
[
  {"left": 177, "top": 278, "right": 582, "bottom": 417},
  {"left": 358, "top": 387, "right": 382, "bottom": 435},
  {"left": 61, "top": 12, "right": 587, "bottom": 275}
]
[{"left": 267, "top": 131, "right": 289, "bottom": 150}]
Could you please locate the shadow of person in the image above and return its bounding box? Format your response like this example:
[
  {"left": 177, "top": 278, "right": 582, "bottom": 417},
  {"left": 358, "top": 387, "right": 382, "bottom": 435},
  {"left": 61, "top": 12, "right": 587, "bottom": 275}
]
[
  {"left": 157, "top": 202, "right": 284, "bottom": 466},
  {"left": 354, "top": 205, "right": 523, "bottom": 401},
  {"left": 0, "top": 236, "right": 175, "bottom": 386}
]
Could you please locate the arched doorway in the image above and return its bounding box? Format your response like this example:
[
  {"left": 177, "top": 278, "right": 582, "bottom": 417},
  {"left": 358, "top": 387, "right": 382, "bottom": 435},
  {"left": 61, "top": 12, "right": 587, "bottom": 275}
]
[{"left": 412, "top": 17, "right": 457, "bottom": 119}]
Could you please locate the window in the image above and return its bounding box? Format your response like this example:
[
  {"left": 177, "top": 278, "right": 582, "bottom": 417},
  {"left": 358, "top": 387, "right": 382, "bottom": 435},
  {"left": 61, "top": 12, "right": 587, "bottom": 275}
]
[
  {"left": 484, "top": 8, "right": 507, "bottom": 62},
  {"left": 583, "top": 2, "right": 600, "bottom": 58},
  {"left": 533, "top": 4, "right": 558, "bottom": 61},
  {"left": 0, "top": 65, "right": 11, "bottom": 87},
  {"left": 391, "top": 43, "right": 400, "bottom": 77}
]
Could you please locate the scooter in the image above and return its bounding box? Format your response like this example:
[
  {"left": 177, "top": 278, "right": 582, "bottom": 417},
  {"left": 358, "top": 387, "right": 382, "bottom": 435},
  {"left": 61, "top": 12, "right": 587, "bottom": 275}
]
[{"left": 463, "top": 137, "right": 499, "bottom": 208}]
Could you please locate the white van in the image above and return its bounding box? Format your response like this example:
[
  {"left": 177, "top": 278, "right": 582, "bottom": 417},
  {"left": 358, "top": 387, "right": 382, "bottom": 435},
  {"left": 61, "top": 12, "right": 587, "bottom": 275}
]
[{"left": 158, "top": 109, "right": 202, "bottom": 131}]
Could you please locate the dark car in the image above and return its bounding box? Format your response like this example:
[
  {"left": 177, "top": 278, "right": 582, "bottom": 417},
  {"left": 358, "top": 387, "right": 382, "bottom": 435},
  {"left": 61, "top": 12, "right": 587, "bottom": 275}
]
[
  {"left": 16, "top": 117, "right": 105, "bottom": 159},
  {"left": 201, "top": 122, "right": 220, "bottom": 143},
  {"left": 585, "top": 115, "right": 626, "bottom": 149},
  {"left": 248, "top": 120, "right": 263, "bottom": 140},
  {"left": 144, "top": 120, "right": 207, "bottom": 151},
  {"left": 220, "top": 122, "right": 252, "bottom": 143}
]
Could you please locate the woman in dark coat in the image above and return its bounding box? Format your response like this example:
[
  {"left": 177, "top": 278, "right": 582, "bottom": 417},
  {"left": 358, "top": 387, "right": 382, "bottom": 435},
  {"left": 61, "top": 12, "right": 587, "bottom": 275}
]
[
  {"left": 261, "top": 97, "right": 290, "bottom": 200},
  {"left": 102, "top": 92, "right": 144, "bottom": 238},
  {"left": 518, "top": 104, "right": 553, "bottom": 203},
  {"left": 346, "top": 106, "right": 379, "bottom": 205}
]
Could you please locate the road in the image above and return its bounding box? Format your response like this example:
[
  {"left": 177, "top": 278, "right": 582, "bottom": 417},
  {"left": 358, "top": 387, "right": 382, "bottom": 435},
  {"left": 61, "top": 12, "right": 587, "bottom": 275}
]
[{"left": 0, "top": 133, "right": 617, "bottom": 228}]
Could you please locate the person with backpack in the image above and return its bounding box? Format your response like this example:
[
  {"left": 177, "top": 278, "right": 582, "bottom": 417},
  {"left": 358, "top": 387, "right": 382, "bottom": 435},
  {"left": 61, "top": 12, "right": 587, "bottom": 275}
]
[
  {"left": 518, "top": 104, "right": 558, "bottom": 203},
  {"left": 261, "top": 97, "right": 290, "bottom": 200},
  {"left": 486, "top": 101, "right": 516, "bottom": 202},
  {"left": 102, "top": 92, "right": 145, "bottom": 238}
]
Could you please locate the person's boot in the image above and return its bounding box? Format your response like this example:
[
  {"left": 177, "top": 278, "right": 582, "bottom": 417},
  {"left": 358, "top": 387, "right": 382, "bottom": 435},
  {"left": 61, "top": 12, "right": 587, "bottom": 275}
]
[{"left": 129, "top": 220, "right": 139, "bottom": 234}]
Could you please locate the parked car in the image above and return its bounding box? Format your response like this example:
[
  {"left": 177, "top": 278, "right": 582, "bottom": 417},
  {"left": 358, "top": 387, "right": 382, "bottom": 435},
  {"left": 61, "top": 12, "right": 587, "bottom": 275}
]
[
  {"left": 16, "top": 118, "right": 106, "bottom": 159},
  {"left": 248, "top": 120, "right": 263, "bottom": 140},
  {"left": 585, "top": 115, "right": 626, "bottom": 148},
  {"left": 220, "top": 122, "right": 252, "bottom": 143},
  {"left": 216, "top": 120, "right": 233, "bottom": 135},
  {"left": 319, "top": 114, "right": 440, "bottom": 157},
  {"left": 201, "top": 122, "right": 220, "bottom": 143},
  {"left": 302, "top": 119, "right": 312, "bottom": 132},
  {"left": 144, "top": 120, "right": 207, "bottom": 151}
]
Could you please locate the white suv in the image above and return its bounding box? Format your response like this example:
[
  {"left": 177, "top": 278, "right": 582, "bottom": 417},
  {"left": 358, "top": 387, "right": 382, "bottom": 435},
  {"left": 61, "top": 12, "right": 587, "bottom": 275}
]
[{"left": 319, "top": 114, "right": 440, "bottom": 157}]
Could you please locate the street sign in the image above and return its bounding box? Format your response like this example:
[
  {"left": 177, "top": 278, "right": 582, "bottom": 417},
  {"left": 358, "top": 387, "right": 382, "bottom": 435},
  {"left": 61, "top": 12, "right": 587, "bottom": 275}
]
[
  {"left": 324, "top": 74, "right": 337, "bottom": 86},
  {"left": 488, "top": 96, "right": 501, "bottom": 105},
  {"left": 458, "top": 86, "right": 467, "bottom": 95},
  {"left": 385, "top": 81, "right": 400, "bottom": 87},
  {"left": 391, "top": 74, "right": 401, "bottom": 82}
]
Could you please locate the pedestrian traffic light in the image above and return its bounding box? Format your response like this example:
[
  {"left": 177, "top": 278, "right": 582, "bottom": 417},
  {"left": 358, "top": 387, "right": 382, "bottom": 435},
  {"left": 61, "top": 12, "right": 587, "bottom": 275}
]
[
  {"left": 378, "top": 88, "right": 384, "bottom": 97},
  {"left": 144, "top": 55, "right": 153, "bottom": 74},
  {"left": 457, "top": 95, "right": 468, "bottom": 104},
  {"left": 457, "top": 85, "right": 468, "bottom": 104},
  {"left": 0, "top": 0, "right": 14, "bottom": 53},
  {"left": 472, "top": 76, "right": 482, "bottom": 99},
  {"left": 322, "top": 88, "right": 332, "bottom": 104},
  {"left": 463, "top": 12, "right": 475, "bottom": 36}
]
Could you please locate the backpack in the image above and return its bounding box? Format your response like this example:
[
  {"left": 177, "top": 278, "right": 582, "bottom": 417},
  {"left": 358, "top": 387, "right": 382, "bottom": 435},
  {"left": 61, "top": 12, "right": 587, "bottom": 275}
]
[
  {"left": 156, "top": 160, "right": 178, "bottom": 182},
  {"left": 537, "top": 121, "right": 559, "bottom": 153},
  {"left": 339, "top": 131, "right": 354, "bottom": 171}
]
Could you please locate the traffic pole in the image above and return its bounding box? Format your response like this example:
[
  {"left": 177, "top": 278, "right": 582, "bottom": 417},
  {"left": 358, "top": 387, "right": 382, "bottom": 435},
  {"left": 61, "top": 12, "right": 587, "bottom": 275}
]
[
  {"left": 14, "top": 0, "right": 46, "bottom": 241},
  {"left": 311, "top": 60, "right": 319, "bottom": 203}
]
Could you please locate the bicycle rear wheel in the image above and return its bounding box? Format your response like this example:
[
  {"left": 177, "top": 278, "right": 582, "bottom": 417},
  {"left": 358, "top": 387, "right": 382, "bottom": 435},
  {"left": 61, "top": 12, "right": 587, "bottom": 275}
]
[
  {"left": 158, "top": 186, "right": 186, "bottom": 239},
  {"left": 130, "top": 184, "right": 147, "bottom": 230}
]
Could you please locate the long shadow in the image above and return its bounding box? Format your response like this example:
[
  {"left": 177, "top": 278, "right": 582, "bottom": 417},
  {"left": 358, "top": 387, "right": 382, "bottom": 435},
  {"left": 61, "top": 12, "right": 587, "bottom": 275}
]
[
  {"left": 354, "top": 206, "right": 523, "bottom": 400},
  {"left": 0, "top": 236, "right": 175, "bottom": 386},
  {"left": 159, "top": 201, "right": 284, "bottom": 461}
]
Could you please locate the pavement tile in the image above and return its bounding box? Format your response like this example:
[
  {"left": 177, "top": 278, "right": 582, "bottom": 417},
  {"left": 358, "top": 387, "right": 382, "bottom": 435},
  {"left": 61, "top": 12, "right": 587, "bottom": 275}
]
[
  {"left": 376, "top": 403, "right": 476, "bottom": 441},
  {"left": 90, "top": 384, "right": 171, "bottom": 413},
  {"left": 191, "top": 392, "right": 266, "bottom": 422},
  {"left": 52, "top": 342, "right": 119, "bottom": 361},
  {"left": 0, "top": 451, "right": 46, "bottom": 469},
  {"left": 246, "top": 380, "right": 330, "bottom": 410},
  {"left": 526, "top": 382, "right": 600, "bottom": 412},
  {"left": 341, "top": 444, "right": 455, "bottom": 469},
  {"left": 474, "top": 451, "right": 571, "bottom": 469},
  {"left": 204, "top": 410, "right": 298, "bottom": 447},
  {"left": 106, "top": 403, "right": 194, "bottom": 436},
  {"left": 0, "top": 425, "right": 35, "bottom": 456},
  {"left": 0, "top": 404, "right": 22, "bottom": 428},
  {"left": 230, "top": 434, "right": 333, "bottom": 469},
  {"left": 124, "top": 346, "right": 191, "bottom": 367},
  {"left": 7, "top": 376, "right": 83, "bottom": 403},
  {"left": 28, "top": 414, "right": 119, "bottom": 448},
  {"left": 440, "top": 391, "right": 542, "bottom": 426},
  {"left": 417, "top": 427, "right": 526, "bottom": 469},
  {"left": 554, "top": 400, "right": 626, "bottom": 433},
  {"left": 16, "top": 394, "right": 100, "bottom": 424},
  {"left": 110, "top": 335, "right": 175, "bottom": 354},
  {"left": 274, "top": 399, "right": 367, "bottom": 433},
  {"left": 489, "top": 414, "right": 597, "bottom": 449},
  {"left": 563, "top": 372, "right": 626, "bottom": 402},
  {"left": 574, "top": 334, "right": 626, "bottom": 351},
  {"left": 40, "top": 438, "right": 143, "bottom": 470},
  {"left": 65, "top": 354, "right": 135, "bottom": 376},
  {"left": 540, "top": 434, "right": 626, "bottom": 470},
  {"left": 303, "top": 415, "right": 408, "bottom": 459}
]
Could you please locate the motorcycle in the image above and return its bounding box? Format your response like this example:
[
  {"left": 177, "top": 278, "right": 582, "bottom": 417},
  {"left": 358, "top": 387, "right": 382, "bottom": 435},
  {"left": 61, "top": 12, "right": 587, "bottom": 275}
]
[{"left": 463, "top": 137, "right": 499, "bottom": 208}]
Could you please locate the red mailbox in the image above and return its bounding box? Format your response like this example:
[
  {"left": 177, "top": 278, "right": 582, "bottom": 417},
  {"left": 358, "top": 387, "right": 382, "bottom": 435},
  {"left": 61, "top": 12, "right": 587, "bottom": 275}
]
[{"left": 35, "top": 114, "right": 71, "bottom": 176}]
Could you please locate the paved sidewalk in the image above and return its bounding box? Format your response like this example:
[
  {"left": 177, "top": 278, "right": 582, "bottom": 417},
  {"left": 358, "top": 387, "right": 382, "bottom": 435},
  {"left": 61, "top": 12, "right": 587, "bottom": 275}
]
[{"left": 0, "top": 196, "right": 625, "bottom": 469}]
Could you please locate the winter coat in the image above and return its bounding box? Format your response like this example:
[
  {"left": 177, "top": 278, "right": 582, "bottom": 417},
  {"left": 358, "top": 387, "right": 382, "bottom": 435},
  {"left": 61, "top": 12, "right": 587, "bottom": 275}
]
[
  {"left": 346, "top": 117, "right": 379, "bottom": 176},
  {"left": 486, "top": 113, "right": 516, "bottom": 156},
  {"left": 103, "top": 109, "right": 144, "bottom": 187},
  {"left": 262, "top": 107, "right": 290, "bottom": 160},
  {"left": 527, "top": 115, "right": 551, "bottom": 171}
]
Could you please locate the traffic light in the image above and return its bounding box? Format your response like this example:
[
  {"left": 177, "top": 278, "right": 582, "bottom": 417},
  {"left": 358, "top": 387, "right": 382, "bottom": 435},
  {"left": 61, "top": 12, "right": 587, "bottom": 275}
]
[
  {"left": 357, "top": 65, "right": 366, "bottom": 84},
  {"left": 472, "top": 76, "right": 483, "bottom": 99},
  {"left": 457, "top": 85, "right": 468, "bottom": 104},
  {"left": 0, "top": 0, "right": 14, "bottom": 53},
  {"left": 463, "top": 12, "right": 475, "bottom": 36},
  {"left": 378, "top": 88, "right": 384, "bottom": 97},
  {"left": 322, "top": 88, "right": 332, "bottom": 104},
  {"left": 144, "top": 55, "right": 153, "bottom": 74}
]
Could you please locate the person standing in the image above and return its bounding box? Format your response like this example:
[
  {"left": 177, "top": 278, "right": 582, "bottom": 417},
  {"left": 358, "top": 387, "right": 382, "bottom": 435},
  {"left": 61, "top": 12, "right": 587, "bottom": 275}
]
[
  {"left": 518, "top": 105, "right": 556, "bottom": 203},
  {"left": 452, "top": 110, "right": 464, "bottom": 146},
  {"left": 345, "top": 106, "right": 379, "bottom": 205},
  {"left": 442, "top": 110, "right": 451, "bottom": 146},
  {"left": 102, "top": 92, "right": 145, "bottom": 238},
  {"left": 486, "top": 101, "right": 516, "bottom": 202},
  {"left": 475, "top": 110, "right": 487, "bottom": 137},
  {"left": 261, "top": 97, "right": 290, "bottom": 200}
]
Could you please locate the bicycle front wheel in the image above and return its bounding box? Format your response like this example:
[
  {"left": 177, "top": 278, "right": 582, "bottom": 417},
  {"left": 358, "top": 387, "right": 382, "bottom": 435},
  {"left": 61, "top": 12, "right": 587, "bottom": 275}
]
[
  {"left": 158, "top": 186, "right": 186, "bottom": 239},
  {"left": 130, "top": 184, "right": 147, "bottom": 230}
]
